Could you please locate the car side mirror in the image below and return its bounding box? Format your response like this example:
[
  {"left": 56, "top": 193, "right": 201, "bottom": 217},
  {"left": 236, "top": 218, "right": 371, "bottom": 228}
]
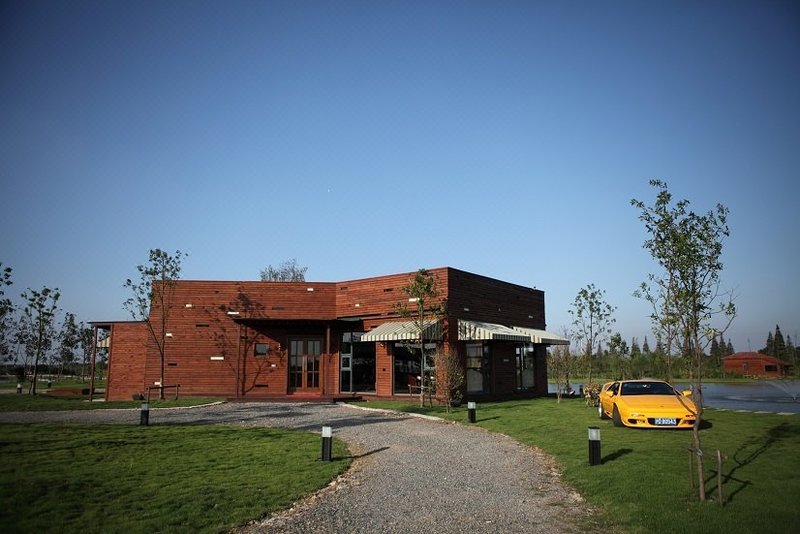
[{"left": 604, "top": 390, "right": 614, "bottom": 397}]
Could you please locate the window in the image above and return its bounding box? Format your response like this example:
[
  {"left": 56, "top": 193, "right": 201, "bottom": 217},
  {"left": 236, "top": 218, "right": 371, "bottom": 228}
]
[
  {"left": 255, "top": 343, "right": 269, "bottom": 357},
  {"left": 466, "top": 342, "right": 490, "bottom": 393}
]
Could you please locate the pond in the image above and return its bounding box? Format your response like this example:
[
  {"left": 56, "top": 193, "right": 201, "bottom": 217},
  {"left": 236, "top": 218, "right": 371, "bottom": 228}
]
[{"left": 549, "top": 380, "right": 800, "bottom": 414}]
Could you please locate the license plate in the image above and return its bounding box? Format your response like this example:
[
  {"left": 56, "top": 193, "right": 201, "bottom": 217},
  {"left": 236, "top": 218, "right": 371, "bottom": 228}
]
[{"left": 654, "top": 418, "right": 677, "bottom": 425}]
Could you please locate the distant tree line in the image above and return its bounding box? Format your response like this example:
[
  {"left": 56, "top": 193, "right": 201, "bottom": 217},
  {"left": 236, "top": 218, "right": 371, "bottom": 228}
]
[
  {"left": 0, "top": 261, "right": 101, "bottom": 393},
  {"left": 551, "top": 332, "right": 737, "bottom": 382}
]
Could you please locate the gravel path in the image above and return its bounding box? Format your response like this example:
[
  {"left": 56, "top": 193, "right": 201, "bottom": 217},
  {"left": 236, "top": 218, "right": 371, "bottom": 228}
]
[{"left": 0, "top": 403, "right": 599, "bottom": 533}]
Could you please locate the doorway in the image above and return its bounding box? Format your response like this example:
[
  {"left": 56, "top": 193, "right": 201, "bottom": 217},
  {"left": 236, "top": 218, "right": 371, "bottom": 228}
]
[{"left": 289, "top": 337, "right": 322, "bottom": 392}]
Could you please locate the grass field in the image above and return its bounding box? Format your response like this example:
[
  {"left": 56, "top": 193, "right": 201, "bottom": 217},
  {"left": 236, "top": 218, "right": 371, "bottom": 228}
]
[
  {"left": 0, "top": 423, "right": 350, "bottom": 533},
  {"left": 0, "top": 394, "right": 223, "bottom": 411},
  {"left": 354, "top": 398, "right": 800, "bottom": 534}
]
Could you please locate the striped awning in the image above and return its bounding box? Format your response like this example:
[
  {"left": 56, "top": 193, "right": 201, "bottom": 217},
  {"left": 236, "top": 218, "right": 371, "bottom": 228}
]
[
  {"left": 511, "top": 326, "right": 570, "bottom": 345},
  {"left": 359, "top": 319, "right": 442, "bottom": 342},
  {"left": 457, "top": 320, "right": 530, "bottom": 342}
]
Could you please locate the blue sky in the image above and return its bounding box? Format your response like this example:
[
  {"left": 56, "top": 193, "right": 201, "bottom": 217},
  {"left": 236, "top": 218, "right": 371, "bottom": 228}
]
[{"left": 1, "top": 1, "right": 798, "bottom": 352}]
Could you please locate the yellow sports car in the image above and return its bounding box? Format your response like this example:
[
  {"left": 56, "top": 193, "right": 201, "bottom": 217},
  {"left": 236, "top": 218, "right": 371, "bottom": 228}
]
[{"left": 598, "top": 379, "right": 697, "bottom": 429}]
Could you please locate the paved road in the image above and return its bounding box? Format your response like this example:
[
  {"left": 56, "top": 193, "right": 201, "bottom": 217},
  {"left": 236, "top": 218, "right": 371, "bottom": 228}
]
[{"left": 0, "top": 403, "right": 599, "bottom": 533}]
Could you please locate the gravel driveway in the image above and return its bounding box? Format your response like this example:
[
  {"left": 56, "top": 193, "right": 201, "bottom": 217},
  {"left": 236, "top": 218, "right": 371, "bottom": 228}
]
[{"left": 0, "top": 403, "right": 599, "bottom": 533}]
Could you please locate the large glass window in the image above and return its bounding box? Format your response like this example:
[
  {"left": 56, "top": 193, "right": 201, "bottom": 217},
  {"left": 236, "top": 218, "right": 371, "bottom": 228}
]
[
  {"left": 340, "top": 332, "right": 376, "bottom": 393},
  {"left": 393, "top": 342, "right": 435, "bottom": 394},
  {"left": 516, "top": 344, "right": 535, "bottom": 390},
  {"left": 466, "top": 342, "right": 491, "bottom": 393}
]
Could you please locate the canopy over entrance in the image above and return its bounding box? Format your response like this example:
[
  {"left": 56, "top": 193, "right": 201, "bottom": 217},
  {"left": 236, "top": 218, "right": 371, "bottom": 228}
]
[
  {"left": 511, "top": 326, "right": 570, "bottom": 345},
  {"left": 457, "top": 320, "right": 530, "bottom": 342},
  {"left": 360, "top": 319, "right": 443, "bottom": 342}
]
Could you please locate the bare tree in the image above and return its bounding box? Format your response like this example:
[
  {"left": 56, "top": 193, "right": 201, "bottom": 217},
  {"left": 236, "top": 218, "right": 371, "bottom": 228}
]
[
  {"left": 20, "top": 287, "right": 60, "bottom": 394},
  {"left": 260, "top": 259, "right": 307, "bottom": 282},
  {"left": 632, "top": 179, "right": 736, "bottom": 502},
  {"left": 548, "top": 339, "right": 575, "bottom": 403},
  {"left": 123, "top": 249, "right": 187, "bottom": 400},
  {"left": 434, "top": 347, "right": 464, "bottom": 412}
]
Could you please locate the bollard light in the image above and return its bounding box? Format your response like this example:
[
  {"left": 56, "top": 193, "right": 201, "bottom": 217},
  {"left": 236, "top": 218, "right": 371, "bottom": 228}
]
[
  {"left": 588, "top": 426, "right": 601, "bottom": 466},
  {"left": 467, "top": 401, "right": 477, "bottom": 423},
  {"left": 16, "top": 383, "right": 22, "bottom": 394},
  {"left": 140, "top": 402, "right": 150, "bottom": 426},
  {"left": 321, "top": 426, "right": 333, "bottom": 462}
]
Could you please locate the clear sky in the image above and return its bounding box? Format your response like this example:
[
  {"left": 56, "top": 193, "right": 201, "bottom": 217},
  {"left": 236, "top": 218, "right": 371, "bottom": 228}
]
[{"left": 1, "top": 1, "right": 798, "bottom": 353}]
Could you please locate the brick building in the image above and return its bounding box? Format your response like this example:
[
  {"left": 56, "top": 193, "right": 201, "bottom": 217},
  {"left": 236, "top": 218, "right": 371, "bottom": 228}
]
[
  {"left": 94, "top": 267, "right": 567, "bottom": 401},
  {"left": 722, "top": 352, "right": 793, "bottom": 378}
]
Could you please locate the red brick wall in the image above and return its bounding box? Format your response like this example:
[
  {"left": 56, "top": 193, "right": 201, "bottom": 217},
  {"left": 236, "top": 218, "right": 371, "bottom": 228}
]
[{"left": 106, "top": 322, "right": 147, "bottom": 401}]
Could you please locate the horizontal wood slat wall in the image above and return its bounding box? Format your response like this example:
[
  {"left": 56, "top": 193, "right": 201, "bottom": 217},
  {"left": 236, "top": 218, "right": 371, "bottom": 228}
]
[{"left": 102, "top": 267, "right": 552, "bottom": 401}]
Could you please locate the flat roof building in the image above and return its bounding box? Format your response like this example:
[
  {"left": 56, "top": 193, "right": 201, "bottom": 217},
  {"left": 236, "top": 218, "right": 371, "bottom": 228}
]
[{"left": 95, "top": 267, "right": 567, "bottom": 402}]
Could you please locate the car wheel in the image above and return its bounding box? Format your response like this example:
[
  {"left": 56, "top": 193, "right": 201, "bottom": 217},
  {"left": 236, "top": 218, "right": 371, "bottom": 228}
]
[
  {"left": 612, "top": 405, "right": 623, "bottom": 427},
  {"left": 598, "top": 403, "right": 610, "bottom": 420}
]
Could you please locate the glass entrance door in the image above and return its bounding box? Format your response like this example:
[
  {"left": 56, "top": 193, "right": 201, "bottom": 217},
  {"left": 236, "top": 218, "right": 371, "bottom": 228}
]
[{"left": 289, "top": 338, "right": 322, "bottom": 392}]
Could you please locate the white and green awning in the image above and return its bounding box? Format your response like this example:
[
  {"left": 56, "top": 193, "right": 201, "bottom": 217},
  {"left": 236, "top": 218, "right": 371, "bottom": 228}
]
[
  {"left": 359, "top": 319, "right": 442, "bottom": 342},
  {"left": 511, "top": 326, "right": 570, "bottom": 345},
  {"left": 457, "top": 320, "right": 531, "bottom": 342}
]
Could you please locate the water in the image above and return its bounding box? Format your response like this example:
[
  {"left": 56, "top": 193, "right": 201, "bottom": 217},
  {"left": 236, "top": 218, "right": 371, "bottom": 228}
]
[{"left": 549, "top": 380, "right": 800, "bottom": 414}]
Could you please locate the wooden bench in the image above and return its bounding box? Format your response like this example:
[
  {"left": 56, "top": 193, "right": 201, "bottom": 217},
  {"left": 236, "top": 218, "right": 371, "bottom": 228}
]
[{"left": 145, "top": 384, "right": 181, "bottom": 401}]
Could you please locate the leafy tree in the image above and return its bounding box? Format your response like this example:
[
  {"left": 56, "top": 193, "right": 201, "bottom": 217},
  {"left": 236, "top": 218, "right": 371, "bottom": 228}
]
[
  {"left": 20, "top": 287, "right": 60, "bottom": 394},
  {"left": 725, "top": 339, "right": 734, "bottom": 356},
  {"left": 568, "top": 284, "right": 616, "bottom": 385},
  {"left": 123, "top": 249, "right": 187, "bottom": 399},
  {"left": 608, "top": 332, "right": 629, "bottom": 380},
  {"left": 396, "top": 269, "right": 444, "bottom": 407},
  {"left": 0, "top": 263, "right": 14, "bottom": 362},
  {"left": 632, "top": 179, "right": 736, "bottom": 502},
  {"left": 773, "top": 325, "right": 786, "bottom": 359},
  {"left": 630, "top": 337, "right": 647, "bottom": 378},
  {"left": 79, "top": 323, "right": 94, "bottom": 381},
  {"left": 259, "top": 259, "right": 307, "bottom": 282},
  {"left": 761, "top": 330, "right": 775, "bottom": 356},
  {"left": 56, "top": 312, "right": 81, "bottom": 379}
]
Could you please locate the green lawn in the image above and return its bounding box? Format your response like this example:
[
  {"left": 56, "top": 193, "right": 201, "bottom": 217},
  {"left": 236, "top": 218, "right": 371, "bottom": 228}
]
[
  {"left": 0, "top": 394, "right": 223, "bottom": 411},
  {"left": 354, "top": 398, "right": 800, "bottom": 534},
  {"left": 0, "top": 423, "right": 350, "bottom": 533}
]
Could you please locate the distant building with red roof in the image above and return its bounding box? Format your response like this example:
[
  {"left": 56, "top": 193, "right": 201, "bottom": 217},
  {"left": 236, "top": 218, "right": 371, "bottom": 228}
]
[{"left": 723, "top": 352, "right": 793, "bottom": 378}]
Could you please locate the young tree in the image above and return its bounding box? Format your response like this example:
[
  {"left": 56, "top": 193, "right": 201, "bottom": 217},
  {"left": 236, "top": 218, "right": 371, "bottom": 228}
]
[
  {"left": 434, "top": 347, "right": 464, "bottom": 412},
  {"left": 632, "top": 179, "right": 736, "bottom": 502},
  {"left": 396, "top": 269, "right": 444, "bottom": 407},
  {"left": 79, "top": 323, "right": 94, "bottom": 381},
  {"left": 259, "top": 259, "right": 307, "bottom": 282},
  {"left": 569, "top": 284, "right": 616, "bottom": 385},
  {"left": 123, "top": 249, "right": 187, "bottom": 399},
  {"left": 56, "top": 312, "right": 81, "bottom": 379},
  {"left": 608, "top": 333, "right": 629, "bottom": 380},
  {"left": 20, "top": 287, "right": 60, "bottom": 394},
  {"left": 0, "top": 264, "right": 14, "bottom": 362}
]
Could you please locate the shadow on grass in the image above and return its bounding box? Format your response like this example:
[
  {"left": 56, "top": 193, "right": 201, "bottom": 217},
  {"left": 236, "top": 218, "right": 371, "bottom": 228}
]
[
  {"left": 602, "top": 448, "right": 633, "bottom": 463},
  {"left": 713, "top": 422, "right": 798, "bottom": 503}
]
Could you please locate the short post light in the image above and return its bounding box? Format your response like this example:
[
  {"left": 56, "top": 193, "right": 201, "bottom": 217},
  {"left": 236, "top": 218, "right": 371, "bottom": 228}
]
[
  {"left": 588, "top": 426, "right": 601, "bottom": 466},
  {"left": 467, "top": 401, "right": 477, "bottom": 423},
  {"left": 321, "top": 426, "right": 333, "bottom": 462},
  {"left": 16, "top": 382, "right": 22, "bottom": 394},
  {"left": 140, "top": 402, "right": 150, "bottom": 426}
]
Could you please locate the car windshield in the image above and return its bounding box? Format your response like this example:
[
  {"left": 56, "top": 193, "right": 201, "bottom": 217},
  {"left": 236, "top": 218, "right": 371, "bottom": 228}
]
[{"left": 620, "top": 381, "right": 676, "bottom": 396}]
